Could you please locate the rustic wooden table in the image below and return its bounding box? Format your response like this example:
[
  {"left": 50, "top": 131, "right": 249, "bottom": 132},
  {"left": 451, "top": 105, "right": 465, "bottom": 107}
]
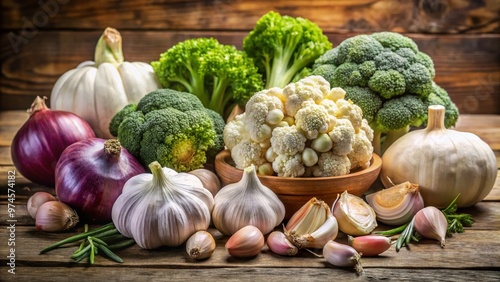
[{"left": 1, "top": 111, "right": 499, "bottom": 281}]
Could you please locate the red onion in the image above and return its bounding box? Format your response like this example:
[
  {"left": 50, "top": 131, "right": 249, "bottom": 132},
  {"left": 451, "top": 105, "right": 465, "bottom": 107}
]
[
  {"left": 10, "top": 96, "right": 95, "bottom": 186},
  {"left": 55, "top": 138, "right": 145, "bottom": 223}
]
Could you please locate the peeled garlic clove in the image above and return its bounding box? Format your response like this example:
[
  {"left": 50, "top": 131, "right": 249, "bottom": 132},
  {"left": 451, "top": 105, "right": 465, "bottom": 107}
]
[
  {"left": 323, "top": 240, "right": 363, "bottom": 275},
  {"left": 188, "top": 169, "right": 221, "bottom": 197},
  {"left": 267, "top": 231, "right": 298, "bottom": 256},
  {"left": 414, "top": 206, "right": 448, "bottom": 247},
  {"left": 332, "top": 191, "right": 377, "bottom": 236},
  {"left": 27, "top": 192, "right": 57, "bottom": 219},
  {"left": 212, "top": 165, "right": 285, "bottom": 235},
  {"left": 186, "top": 230, "right": 216, "bottom": 260},
  {"left": 225, "top": 225, "right": 265, "bottom": 258},
  {"left": 365, "top": 181, "right": 424, "bottom": 226},
  {"left": 347, "top": 235, "right": 392, "bottom": 257},
  {"left": 35, "top": 201, "right": 79, "bottom": 232},
  {"left": 285, "top": 197, "right": 338, "bottom": 249}
]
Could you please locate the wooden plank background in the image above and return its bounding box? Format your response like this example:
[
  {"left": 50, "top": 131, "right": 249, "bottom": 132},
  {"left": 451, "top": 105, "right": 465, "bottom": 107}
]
[{"left": 1, "top": 0, "right": 499, "bottom": 114}]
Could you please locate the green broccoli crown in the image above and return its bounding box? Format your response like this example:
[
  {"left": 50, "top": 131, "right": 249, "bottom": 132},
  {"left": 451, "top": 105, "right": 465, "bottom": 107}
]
[
  {"left": 375, "top": 95, "right": 427, "bottom": 132},
  {"left": 110, "top": 89, "right": 225, "bottom": 172},
  {"left": 342, "top": 86, "right": 383, "bottom": 123},
  {"left": 151, "top": 38, "right": 263, "bottom": 118},
  {"left": 243, "top": 11, "right": 332, "bottom": 89}
]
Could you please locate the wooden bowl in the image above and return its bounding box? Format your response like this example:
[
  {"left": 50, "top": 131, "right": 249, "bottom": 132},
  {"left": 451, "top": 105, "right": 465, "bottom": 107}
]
[{"left": 214, "top": 150, "right": 382, "bottom": 219}]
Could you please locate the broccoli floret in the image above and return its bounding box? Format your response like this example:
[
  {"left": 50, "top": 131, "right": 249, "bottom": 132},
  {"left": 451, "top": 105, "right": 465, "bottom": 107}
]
[
  {"left": 151, "top": 38, "right": 263, "bottom": 118},
  {"left": 243, "top": 11, "right": 332, "bottom": 89},
  {"left": 312, "top": 31, "right": 459, "bottom": 155},
  {"left": 110, "top": 89, "right": 225, "bottom": 172},
  {"left": 374, "top": 95, "right": 427, "bottom": 154},
  {"left": 109, "top": 103, "right": 137, "bottom": 137}
]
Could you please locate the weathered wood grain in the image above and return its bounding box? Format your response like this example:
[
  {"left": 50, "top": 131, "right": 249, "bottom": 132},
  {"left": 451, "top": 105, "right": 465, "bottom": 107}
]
[
  {"left": 1, "top": 30, "right": 499, "bottom": 113},
  {"left": 1, "top": 0, "right": 498, "bottom": 33},
  {"left": 1, "top": 267, "right": 498, "bottom": 282}
]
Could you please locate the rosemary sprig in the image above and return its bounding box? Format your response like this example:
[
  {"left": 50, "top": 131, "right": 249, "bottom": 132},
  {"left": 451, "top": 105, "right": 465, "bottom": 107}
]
[{"left": 40, "top": 223, "right": 135, "bottom": 264}]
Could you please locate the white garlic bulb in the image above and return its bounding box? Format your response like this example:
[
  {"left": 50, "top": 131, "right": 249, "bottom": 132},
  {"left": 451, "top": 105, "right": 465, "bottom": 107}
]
[
  {"left": 111, "top": 161, "right": 214, "bottom": 249},
  {"left": 212, "top": 165, "right": 285, "bottom": 235}
]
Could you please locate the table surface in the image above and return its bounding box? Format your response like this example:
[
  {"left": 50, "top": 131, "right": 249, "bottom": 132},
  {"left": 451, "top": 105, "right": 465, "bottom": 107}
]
[{"left": 0, "top": 110, "right": 499, "bottom": 282}]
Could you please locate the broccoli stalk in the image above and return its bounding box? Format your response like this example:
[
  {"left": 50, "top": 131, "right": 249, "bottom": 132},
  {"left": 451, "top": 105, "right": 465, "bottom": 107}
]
[
  {"left": 372, "top": 126, "right": 410, "bottom": 156},
  {"left": 243, "top": 11, "right": 332, "bottom": 89},
  {"left": 151, "top": 38, "right": 263, "bottom": 118}
]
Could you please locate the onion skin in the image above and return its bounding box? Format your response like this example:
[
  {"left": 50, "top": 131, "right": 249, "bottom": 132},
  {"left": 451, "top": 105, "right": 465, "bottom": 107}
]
[
  {"left": 11, "top": 96, "right": 95, "bottom": 186},
  {"left": 55, "top": 138, "right": 145, "bottom": 223}
]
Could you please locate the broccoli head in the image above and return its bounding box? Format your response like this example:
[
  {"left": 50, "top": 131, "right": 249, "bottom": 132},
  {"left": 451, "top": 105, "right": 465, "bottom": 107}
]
[
  {"left": 243, "top": 11, "right": 332, "bottom": 89},
  {"left": 109, "top": 89, "right": 225, "bottom": 172},
  {"left": 312, "top": 31, "right": 459, "bottom": 155},
  {"left": 151, "top": 38, "right": 263, "bottom": 118}
]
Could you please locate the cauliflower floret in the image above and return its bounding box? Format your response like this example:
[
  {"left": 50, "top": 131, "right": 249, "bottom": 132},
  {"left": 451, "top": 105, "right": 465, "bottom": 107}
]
[
  {"left": 312, "top": 152, "right": 351, "bottom": 177},
  {"left": 231, "top": 139, "right": 265, "bottom": 169},
  {"left": 294, "top": 101, "right": 331, "bottom": 139},
  {"left": 359, "top": 118, "right": 374, "bottom": 141},
  {"left": 320, "top": 99, "right": 339, "bottom": 116},
  {"left": 245, "top": 90, "right": 284, "bottom": 142},
  {"left": 223, "top": 113, "right": 248, "bottom": 150},
  {"left": 347, "top": 130, "right": 374, "bottom": 170},
  {"left": 272, "top": 153, "right": 305, "bottom": 177},
  {"left": 326, "top": 87, "right": 346, "bottom": 101},
  {"left": 270, "top": 125, "right": 307, "bottom": 155},
  {"left": 328, "top": 118, "right": 356, "bottom": 155},
  {"left": 336, "top": 99, "right": 363, "bottom": 129},
  {"left": 283, "top": 76, "right": 329, "bottom": 116}
]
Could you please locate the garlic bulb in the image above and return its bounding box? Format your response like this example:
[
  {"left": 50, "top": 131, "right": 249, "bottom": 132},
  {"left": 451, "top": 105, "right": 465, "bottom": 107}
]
[
  {"left": 285, "top": 198, "right": 338, "bottom": 249},
  {"left": 365, "top": 181, "right": 424, "bottom": 226},
  {"left": 111, "top": 161, "right": 214, "bottom": 249},
  {"left": 186, "top": 231, "right": 216, "bottom": 260},
  {"left": 267, "top": 231, "right": 298, "bottom": 256},
  {"left": 332, "top": 191, "right": 377, "bottom": 236},
  {"left": 414, "top": 206, "right": 448, "bottom": 247},
  {"left": 27, "top": 192, "right": 57, "bottom": 219},
  {"left": 35, "top": 201, "right": 79, "bottom": 232},
  {"left": 225, "top": 225, "right": 265, "bottom": 257},
  {"left": 212, "top": 165, "right": 285, "bottom": 235},
  {"left": 347, "top": 235, "right": 392, "bottom": 257},
  {"left": 381, "top": 105, "right": 497, "bottom": 208},
  {"left": 323, "top": 240, "right": 363, "bottom": 275}
]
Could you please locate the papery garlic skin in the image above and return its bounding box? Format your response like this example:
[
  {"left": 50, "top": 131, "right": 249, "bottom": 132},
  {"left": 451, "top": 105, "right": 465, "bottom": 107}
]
[
  {"left": 27, "top": 192, "right": 57, "bottom": 219},
  {"left": 414, "top": 206, "right": 447, "bottom": 247},
  {"left": 267, "top": 231, "right": 298, "bottom": 256},
  {"left": 188, "top": 169, "right": 221, "bottom": 197},
  {"left": 112, "top": 161, "right": 214, "bottom": 249},
  {"left": 347, "top": 235, "right": 392, "bottom": 257},
  {"left": 365, "top": 181, "right": 424, "bottom": 226},
  {"left": 225, "top": 225, "right": 265, "bottom": 257},
  {"left": 212, "top": 165, "right": 285, "bottom": 235},
  {"left": 186, "top": 231, "right": 216, "bottom": 260},
  {"left": 285, "top": 198, "right": 338, "bottom": 249},
  {"left": 333, "top": 191, "right": 377, "bottom": 236},
  {"left": 35, "top": 201, "right": 79, "bottom": 232}
]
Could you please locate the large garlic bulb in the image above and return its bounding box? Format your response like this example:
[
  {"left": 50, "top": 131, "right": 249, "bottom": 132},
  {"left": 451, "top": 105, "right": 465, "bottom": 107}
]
[
  {"left": 212, "top": 165, "right": 285, "bottom": 235},
  {"left": 111, "top": 161, "right": 214, "bottom": 249},
  {"left": 381, "top": 105, "right": 497, "bottom": 207}
]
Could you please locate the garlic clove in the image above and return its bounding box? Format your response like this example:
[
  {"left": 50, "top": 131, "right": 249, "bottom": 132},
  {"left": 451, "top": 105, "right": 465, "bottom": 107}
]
[
  {"left": 35, "top": 201, "right": 79, "bottom": 232},
  {"left": 347, "top": 235, "right": 392, "bottom": 257},
  {"left": 188, "top": 169, "right": 221, "bottom": 197},
  {"left": 414, "top": 206, "right": 448, "bottom": 247},
  {"left": 323, "top": 240, "right": 364, "bottom": 275},
  {"left": 186, "top": 230, "right": 216, "bottom": 260},
  {"left": 266, "top": 231, "right": 298, "bottom": 256},
  {"left": 27, "top": 192, "right": 57, "bottom": 219},
  {"left": 225, "top": 225, "right": 265, "bottom": 258},
  {"left": 285, "top": 198, "right": 338, "bottom": 249},
  {"left": 212, "top": 165, "right": 285, "bottom": 235},
  {"left": 332, "top": 191, "right": 377, "bottom": 236},
  {"left": 365, "top": 181, "right": 424, "bottom": 226}
]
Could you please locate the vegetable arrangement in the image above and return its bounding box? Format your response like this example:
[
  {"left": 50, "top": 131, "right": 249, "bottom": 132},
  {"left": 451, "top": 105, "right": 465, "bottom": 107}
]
[{"left": 9, "top": 9, "right": 494, "bottom": 275}]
